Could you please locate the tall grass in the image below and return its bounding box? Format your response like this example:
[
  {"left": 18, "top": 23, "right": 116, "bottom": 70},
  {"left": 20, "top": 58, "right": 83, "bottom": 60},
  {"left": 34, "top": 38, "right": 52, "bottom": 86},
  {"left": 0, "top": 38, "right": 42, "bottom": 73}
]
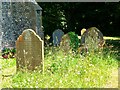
[{"left": 1, "top": 46, "right": 118, "bottom": 88}]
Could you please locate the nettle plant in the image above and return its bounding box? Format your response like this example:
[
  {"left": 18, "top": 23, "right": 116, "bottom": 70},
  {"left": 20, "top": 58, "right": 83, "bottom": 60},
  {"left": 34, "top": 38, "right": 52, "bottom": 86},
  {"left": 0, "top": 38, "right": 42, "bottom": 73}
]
[
  {"left": 1, "top": 47, "right": 16, "bottom": 59},
  {"left": 68, "top": 32, "right": 80, "bottom": 51}
]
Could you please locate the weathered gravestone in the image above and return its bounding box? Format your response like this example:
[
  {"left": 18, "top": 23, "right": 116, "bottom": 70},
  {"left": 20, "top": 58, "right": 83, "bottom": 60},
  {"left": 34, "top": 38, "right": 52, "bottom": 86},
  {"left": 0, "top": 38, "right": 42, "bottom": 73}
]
[
  {"left": 60, "top": 32, "right": 79, "bottom": 53},
  {"left": 60, "top": 34, "right": 71, "bottom": 52},
  {"left": 0, "top": 0, "right": 43, "bottom": 50},
  {"left": 52, "top": 29, "right": 64, "bottom": 46},
  {"left": 80, "top": 27, "right": 105, "bottom": 52},
  {"left": 16, "top": 29, "right": 44, "bottom": 71}
]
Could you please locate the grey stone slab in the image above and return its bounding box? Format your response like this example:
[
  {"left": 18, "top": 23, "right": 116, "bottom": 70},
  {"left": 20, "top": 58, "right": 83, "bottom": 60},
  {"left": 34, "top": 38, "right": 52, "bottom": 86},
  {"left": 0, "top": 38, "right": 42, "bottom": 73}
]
[
  {"left": 1, "top": 1, "right": 43, "bottom": 50},
  {"left": 52, "top": 29, "right": 64, "bottom": 46}
]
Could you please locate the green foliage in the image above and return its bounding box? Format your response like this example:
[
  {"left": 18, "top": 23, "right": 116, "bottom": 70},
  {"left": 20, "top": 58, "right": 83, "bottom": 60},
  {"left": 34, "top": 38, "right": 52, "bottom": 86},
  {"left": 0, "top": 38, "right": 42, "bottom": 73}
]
[
  {"left": 1, "top": 48, "right": 16, "bottom": 58},
  {"left": 11, "top": 48, "right": 16, "bottom": 53},
  {"left": 2, "top": 48, "right": 11, "bottom": 54},
  {"left": 39, "top": 3, "right": 120, "bottom": 36},
  {"left": 68, "top": 32, "right": 79, "bottom": 50}
]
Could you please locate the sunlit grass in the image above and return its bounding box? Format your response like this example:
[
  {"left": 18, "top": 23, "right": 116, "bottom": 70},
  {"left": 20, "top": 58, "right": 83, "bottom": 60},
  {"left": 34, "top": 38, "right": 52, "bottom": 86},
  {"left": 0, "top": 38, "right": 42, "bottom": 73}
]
[
  {"left": 104, "top": 36, "right": 120, "bottom": 40},
  {"left": 2, "top": 58, "right": 16, "bottom": 69},
  {"left": 78, "top": 36, "right": 120, "bottom": 40},
  {"left": 1, "top": 37, "right": 119, "bottom": 88},
  {"left": 1, "top": 46, "right": 118, "bottom": 88},
  {"left": 0, "top": 57, "right": 2, "bottom": 90}
]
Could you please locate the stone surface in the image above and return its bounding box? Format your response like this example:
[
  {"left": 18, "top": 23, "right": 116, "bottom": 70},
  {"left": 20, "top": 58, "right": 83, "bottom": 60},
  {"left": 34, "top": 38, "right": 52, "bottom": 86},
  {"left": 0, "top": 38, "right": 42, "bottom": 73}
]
[
  {"left": 0, "top": 32, "right": 3, "bottom": 51},
  {"left": 81, "top": 27, "right": 105, "bottom": 52},
  {"left": 60, "top": 32, "right": 80, "bottom": 53},
  {"left": 16, "top": 29, "right": 44, "bottom": 70},
  {"left": 60, "top": 34, "right": 71, "bottom": 52},
  {"left": 1, "top": 1, "right": 43, "bottom": 50},
  {"left": 0, "top": 2, "right": 2, "bottom": 51},
  {"left": 52, "top": 29, "right": 64, "bottom": 46}
]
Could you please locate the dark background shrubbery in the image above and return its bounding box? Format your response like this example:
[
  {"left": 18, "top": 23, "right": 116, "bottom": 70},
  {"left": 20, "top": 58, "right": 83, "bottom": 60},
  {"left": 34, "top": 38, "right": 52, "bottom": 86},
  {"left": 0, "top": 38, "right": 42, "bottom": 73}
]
[{"left": 38, "top": 2, "right": 120, "bottom": 37}]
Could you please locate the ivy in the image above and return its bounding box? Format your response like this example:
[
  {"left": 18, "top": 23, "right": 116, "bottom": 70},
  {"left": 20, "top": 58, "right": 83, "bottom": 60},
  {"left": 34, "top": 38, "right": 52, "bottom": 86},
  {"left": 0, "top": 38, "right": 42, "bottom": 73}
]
[{"left": 68, "top": 32, "right": 79, "bottom": 51}]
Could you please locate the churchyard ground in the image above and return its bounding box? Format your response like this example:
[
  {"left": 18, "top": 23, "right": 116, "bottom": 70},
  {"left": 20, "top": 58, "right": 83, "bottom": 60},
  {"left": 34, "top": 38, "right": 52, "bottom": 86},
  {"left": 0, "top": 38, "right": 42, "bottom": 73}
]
[{"left": 1, "top": 36, "right": 119, "bottom": 88}]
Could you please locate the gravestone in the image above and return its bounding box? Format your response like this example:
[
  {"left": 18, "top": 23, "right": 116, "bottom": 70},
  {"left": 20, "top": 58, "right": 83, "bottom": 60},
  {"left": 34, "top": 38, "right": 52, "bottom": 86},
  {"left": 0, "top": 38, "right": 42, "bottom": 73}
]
[
  {"left": 60, "top": 34, "right": 71, "bottom": 52},
  {"left": 0, "top": 0, "right": 43, "bottom": 50},
  {"left": 16, "top": 29, "right": 44, "bottom": 71},
  {"left": 52, "top": 29, "right": 64, "bottom": 46},
  {"left": 80, "top": 27, "right": 105, "bottom": 52},
  {"left": 60, "top": 32, "right": 79, "bottom": 53}
]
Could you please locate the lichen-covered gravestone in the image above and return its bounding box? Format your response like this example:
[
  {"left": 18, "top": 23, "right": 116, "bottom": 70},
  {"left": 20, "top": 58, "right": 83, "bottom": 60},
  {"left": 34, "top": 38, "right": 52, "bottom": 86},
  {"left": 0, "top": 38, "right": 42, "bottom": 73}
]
[
  {"left": 16, "top": 29, "right": 44, "bottom": 71},
  {"left": 60, "top": 34, "right": 71, "bottom": 52},
  {"left": 80, "top": 27, "right": 105, "bottom": 52},
  {"left": 52, "top": 29, "right": 64, "bottom": 46},
  {"left": 60, "top": 32, "right": 79, "bottom": 53}
]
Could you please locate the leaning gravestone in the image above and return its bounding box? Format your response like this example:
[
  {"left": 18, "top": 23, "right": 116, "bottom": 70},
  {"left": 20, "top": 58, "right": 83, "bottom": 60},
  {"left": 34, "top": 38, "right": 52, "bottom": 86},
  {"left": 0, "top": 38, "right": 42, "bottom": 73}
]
[
  {"left": 16, "top": 29, "right": 44, "bottom": 71},
  {"left": 0, "top": 0, "right": 43, "bottom": 50},
  {"left": 80, "top": 27, "right": 105, "bottom": 52},
  {"left": 52, "top": 29, "right": 64, "bottom": 46}
]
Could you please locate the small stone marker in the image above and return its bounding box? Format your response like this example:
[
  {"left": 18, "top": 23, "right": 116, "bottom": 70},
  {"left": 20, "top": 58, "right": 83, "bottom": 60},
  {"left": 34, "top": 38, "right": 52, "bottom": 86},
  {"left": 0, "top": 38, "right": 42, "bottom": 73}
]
[
  {"left": 16, "top": 29, "right": 44, "bottom": 71},
  {"left": 52, "top": 29, "right": 64, "bottom": 46},
  {"left": 80, "top": 27, "right": 105, "bottom": 52}
]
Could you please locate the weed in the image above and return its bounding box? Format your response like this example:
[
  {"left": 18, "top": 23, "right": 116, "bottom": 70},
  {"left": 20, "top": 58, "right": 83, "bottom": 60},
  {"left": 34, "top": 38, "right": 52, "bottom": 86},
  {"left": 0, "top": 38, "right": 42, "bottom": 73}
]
[{"left": 1, "top": 41, "right": 119, "bottom": 88}]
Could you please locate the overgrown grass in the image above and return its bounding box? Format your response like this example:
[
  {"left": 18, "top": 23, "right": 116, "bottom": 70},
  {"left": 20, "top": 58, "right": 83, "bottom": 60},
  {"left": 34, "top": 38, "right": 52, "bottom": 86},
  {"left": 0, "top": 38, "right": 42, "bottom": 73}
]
[
  {"left": 1, "top": 37, "right": 119, "bottom": 88},
  {"left": 1, "top": 45, "right": 118, "bottom": 88},
  {"left": 2, "top": 58, "right": 16, "bottom": 69}
]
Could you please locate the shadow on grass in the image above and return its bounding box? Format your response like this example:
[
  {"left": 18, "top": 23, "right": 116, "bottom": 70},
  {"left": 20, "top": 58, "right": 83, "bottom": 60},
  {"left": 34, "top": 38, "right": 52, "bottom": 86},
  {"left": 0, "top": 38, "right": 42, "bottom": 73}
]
[{"left": 106, "top": 39, "right": 120, "bottom": 62}]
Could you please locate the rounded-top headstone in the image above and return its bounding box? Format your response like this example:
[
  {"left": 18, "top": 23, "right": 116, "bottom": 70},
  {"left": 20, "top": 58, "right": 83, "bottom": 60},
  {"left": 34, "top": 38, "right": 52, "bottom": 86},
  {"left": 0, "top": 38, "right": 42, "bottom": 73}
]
[
  {"left": 60, "top": 33, "right": 71, "bottom": 52},
  {"left": 81, "top": 27, "right": 105, "bottom": 52},
  {"left": 52, "top": 29, "right": 64, "bottom": 46},
  {"left": 16, "top": 29, "right": 44, "bottom": 71},
  {"left": 60, "top": 32, "right": 79, "bottom": 53}
]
